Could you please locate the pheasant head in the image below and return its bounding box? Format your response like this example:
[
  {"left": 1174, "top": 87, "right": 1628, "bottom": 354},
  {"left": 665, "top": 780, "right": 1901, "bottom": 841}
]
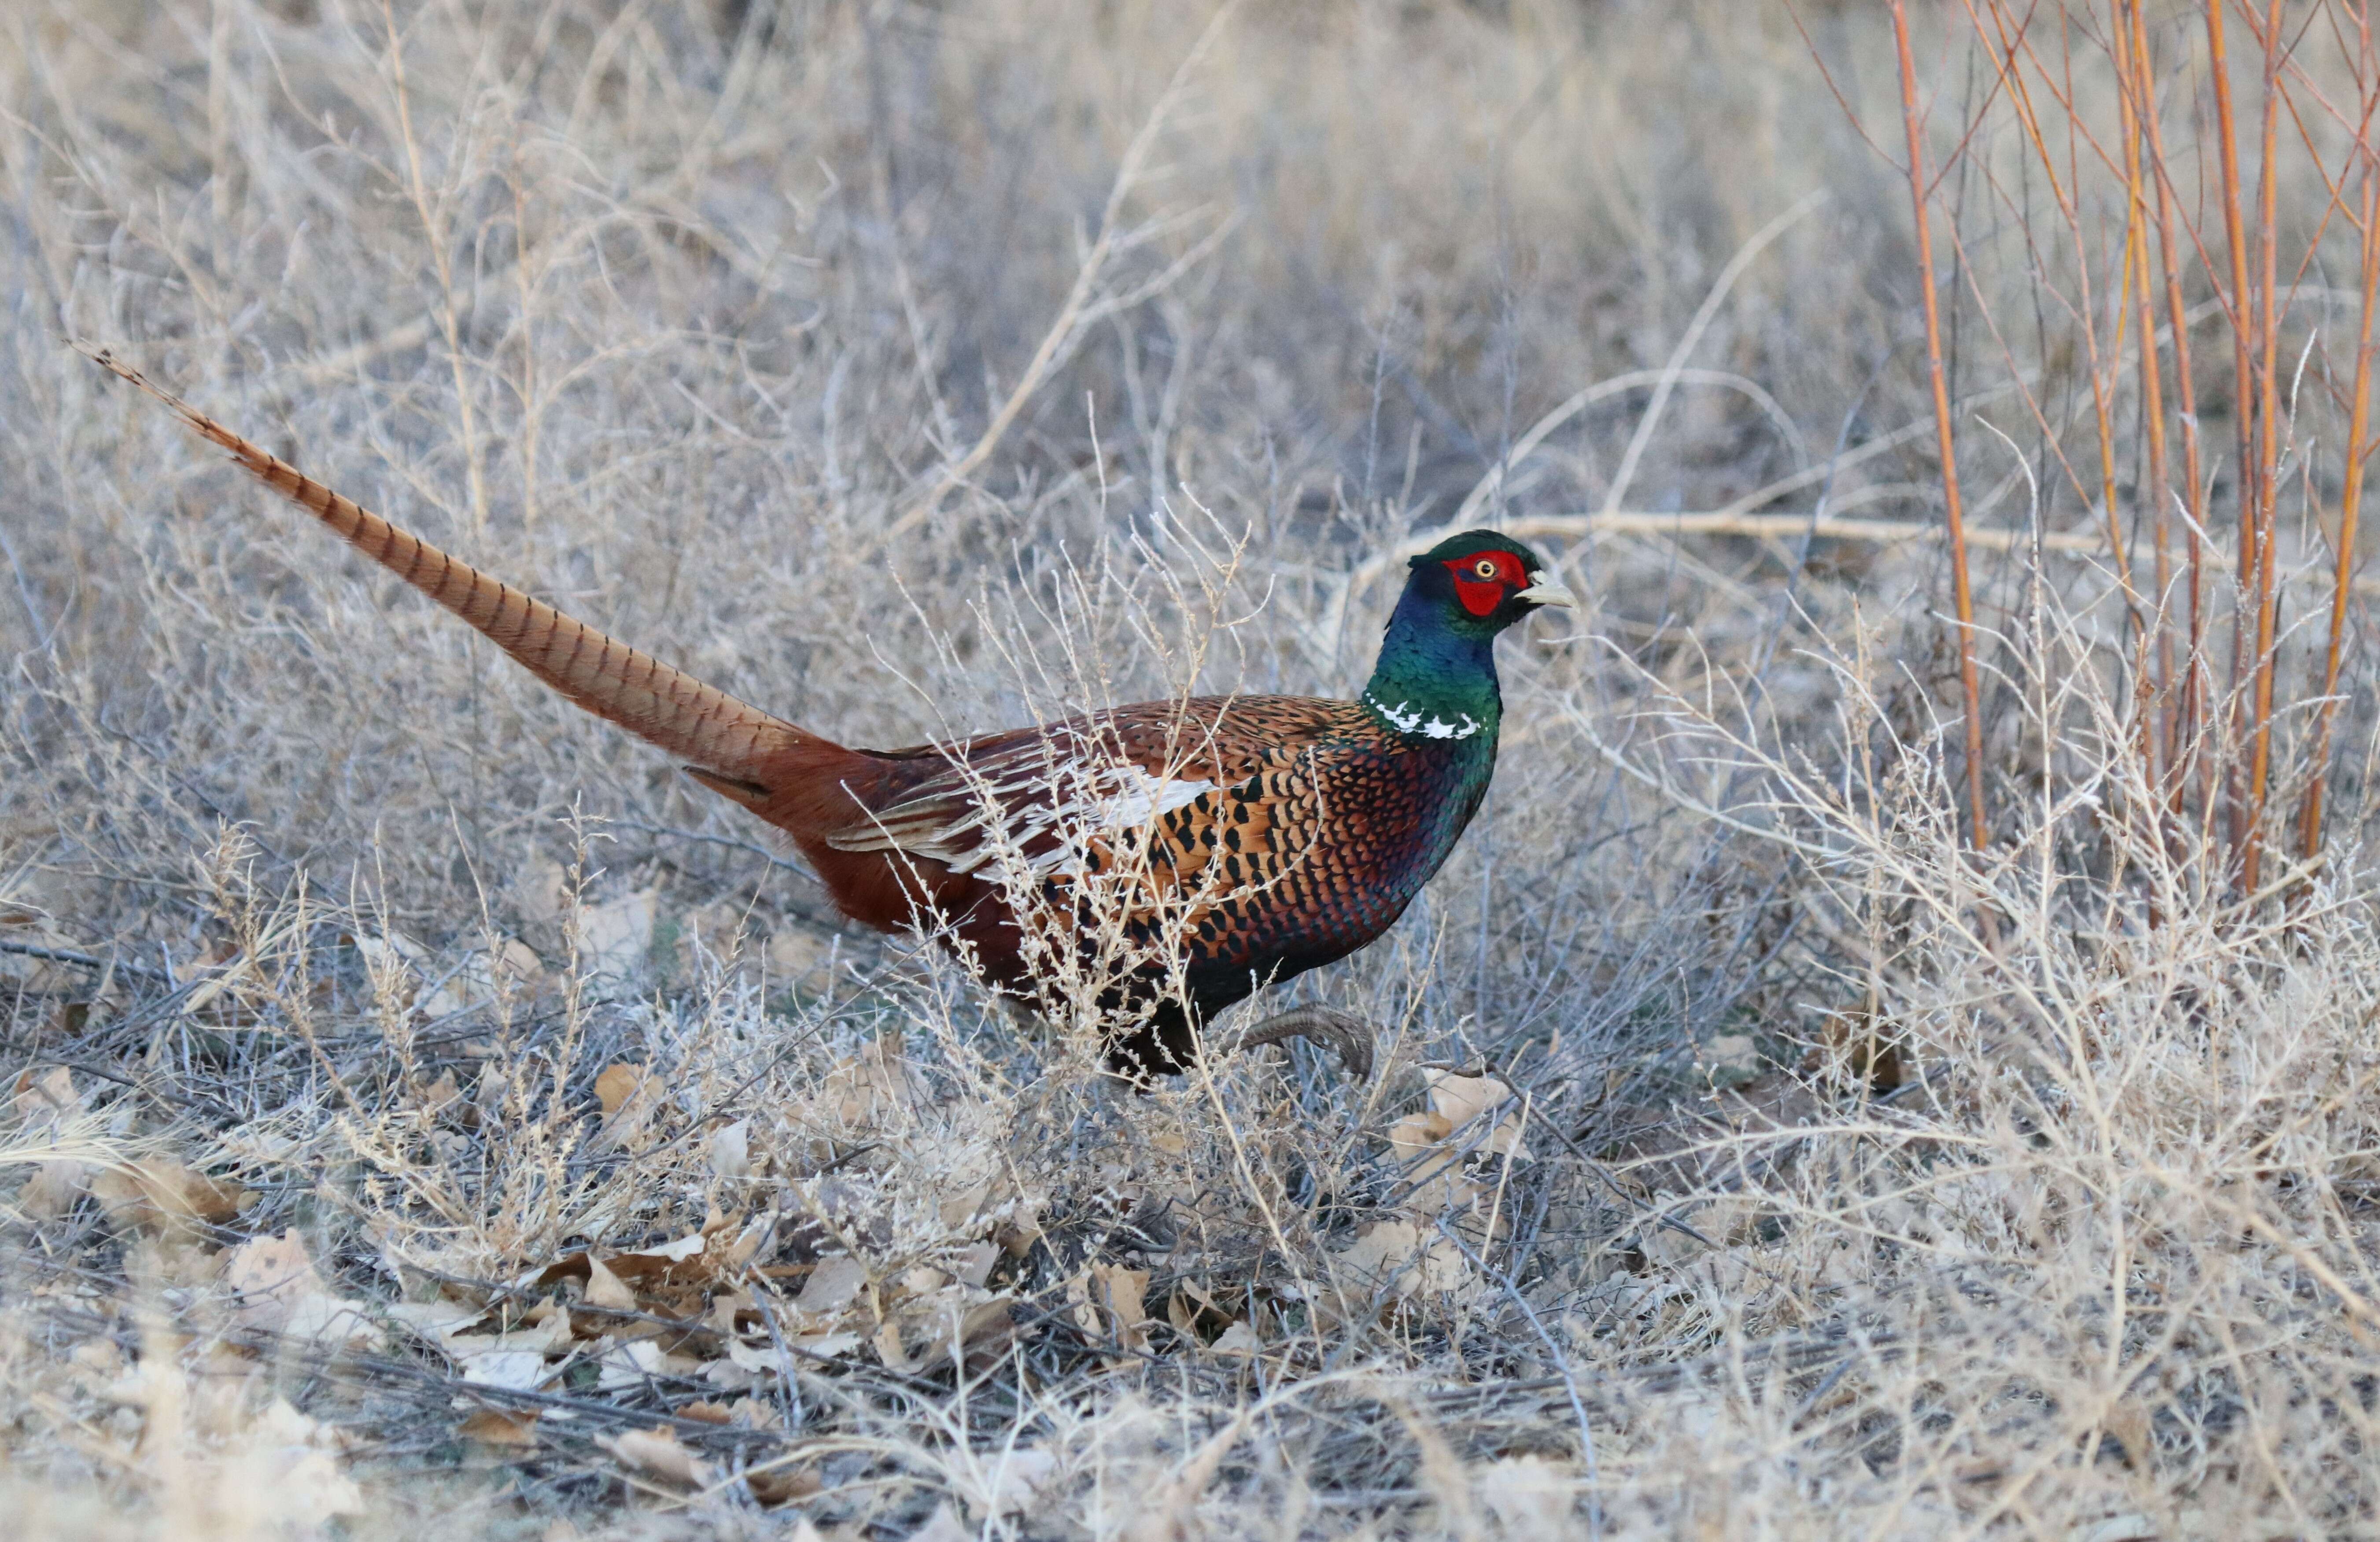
[{"left": 1359, "top": 529, "right": 1574, "bottom": 741}]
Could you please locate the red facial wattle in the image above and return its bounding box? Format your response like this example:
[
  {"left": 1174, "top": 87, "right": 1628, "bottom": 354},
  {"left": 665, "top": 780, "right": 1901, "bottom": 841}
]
[{"left": 1445, "top": 551, "right": 1524, "bottom": 616}]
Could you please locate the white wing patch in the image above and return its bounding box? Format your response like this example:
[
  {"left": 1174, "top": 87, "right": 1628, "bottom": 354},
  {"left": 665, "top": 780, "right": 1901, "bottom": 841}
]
[
  {"left": 1364, "top": 693, "right": 1482, "bottom": 741},
  {"left": 827, "top": 746, "right": 1214, "bottom": 880},
  {"left": 1095, "top": 765, "right": 1216, "bottom": 831}
]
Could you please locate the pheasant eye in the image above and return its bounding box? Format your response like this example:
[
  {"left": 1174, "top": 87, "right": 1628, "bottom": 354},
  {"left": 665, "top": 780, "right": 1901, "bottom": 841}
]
[{"left": 1473, "top": 559, "right": 1500, "bottom": 579}]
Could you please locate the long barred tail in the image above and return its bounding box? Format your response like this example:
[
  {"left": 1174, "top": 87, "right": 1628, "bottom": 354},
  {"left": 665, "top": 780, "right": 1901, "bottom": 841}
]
[{"left": 80, "top": 344, "right": 814, "bottom": 786}]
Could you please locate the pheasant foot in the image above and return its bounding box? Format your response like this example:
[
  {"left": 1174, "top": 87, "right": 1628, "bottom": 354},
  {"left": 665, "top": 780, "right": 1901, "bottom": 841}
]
[{"left": 1230, "top": 1006, "right": 1375, "bottom": 1081}]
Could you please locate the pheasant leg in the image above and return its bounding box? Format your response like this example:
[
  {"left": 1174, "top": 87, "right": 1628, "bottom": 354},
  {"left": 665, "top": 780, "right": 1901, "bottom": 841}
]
[
  {"left": 1100, "top": 1001, "right": 1374, "bottom": 1083},
  {"left": 1230, "top": 1006, "right": 1375, "bottom": 1081}
]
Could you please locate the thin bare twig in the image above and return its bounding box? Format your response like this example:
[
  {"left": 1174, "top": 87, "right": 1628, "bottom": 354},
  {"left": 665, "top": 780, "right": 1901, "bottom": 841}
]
[
  {"left": 1892, "top": 0, "right": 1991, "bottom": 851},
  {"left": 875, "top": 2, "right": 1242, "bottom": 549},
  {"left": 2299, "top": 18, "right": 2380, "bottom": 865}
]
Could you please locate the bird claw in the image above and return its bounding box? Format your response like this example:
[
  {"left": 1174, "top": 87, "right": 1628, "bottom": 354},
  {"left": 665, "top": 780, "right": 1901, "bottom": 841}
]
[{"left": 1231, "top": 1006, "right": 1375, "bottom": 1081}]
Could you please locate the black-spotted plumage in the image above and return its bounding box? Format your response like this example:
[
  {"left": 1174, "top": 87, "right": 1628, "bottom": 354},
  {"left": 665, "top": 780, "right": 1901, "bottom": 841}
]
[
  {"left": 841, "top": 694, "right": 1490, "bottom": 996},
  {"left": 821, "top": 532, "right": 1569, "bottom": 1072}
]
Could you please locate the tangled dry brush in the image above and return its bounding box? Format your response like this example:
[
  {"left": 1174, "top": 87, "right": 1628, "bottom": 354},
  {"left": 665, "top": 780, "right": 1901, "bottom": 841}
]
[{"left": 5, "top": 2, "right": 2380, "bottom": 1538}]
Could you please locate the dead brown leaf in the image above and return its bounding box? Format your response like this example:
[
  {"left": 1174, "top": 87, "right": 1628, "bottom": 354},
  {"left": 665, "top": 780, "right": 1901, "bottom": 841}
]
[
  {"left": 578, "top": 889, "right": 658, "bottom": 980},
  {"left": 805, "top": 1037, "right": 926, "bottom": 1133},
  {"left": 583, "top": 1253, "right": 638, "bottom": 1312},
  {"left": 1332, "top": 1217, "right": 1476, "bottom": 1307},
  {"left": 1425, "top": 1070, "right": 1526, "bottom": 1154},
  {"left": 416, "top": 1069, "right": 464, "bottom": 1120},
  {"left": 744, "top": 1461, "right": 822, "bottom": 1506},
  {"left": 20, "top": 1156, "right": 96, "bottom": 1219},
  {"left": 599, "top": 1424, "right": 713, "bottom": 1489},
  {"left": 727, "top": 1395, "right": 782, "bottom": 1429},
  {"left": 1071, "top": 1263, "right": 1151, "bottom": 1365},
  {"left": 11, "top": 1064, "right": 79, "bottom": 1124},
  {"left": 979, "top": 1447, "right": 1061, "bottom": 1516},
  {"left": 591, "top": 1061, "right": 666, "bottom": 1152},
  {"left": 1167, "top": 1278, "right": 1234, "bottom": 1342},
  {"left": 875, "top": 1295, "right": 1015, "bottom": 1374},
  {"left": 92, "top": 1159, "right": 248, "bottom": 1236},
  {"left": 709, "top": 1119, "right": 752, "bottom": 1180},
  {"left": 8, "top": 1066, "right": 96, "bottom": 1216},
  {"left": 795, "top": 1254, "right": 867, "bottom": 1319},
  {"left": 457, "top": 1408, "right": 539, "bottom": 1448},
  {"left": 1386, "top": 1071, "right": 1528, "bottom": 1214},
  {"left": 222, "top": 1230, "right": 376, "bottom": 1348},
  {"left": 593, "top": 1062, "right": 649, "bottom": 1117},
  {"left": 441, "top": 1313, "right": 572, "bottom": 1391},
  {"left": 606, "top": 1229, "right": 708, "bottom": 1274},
  {"left": 596, "top": 1335, "right": 704, "bottom": 1390}
]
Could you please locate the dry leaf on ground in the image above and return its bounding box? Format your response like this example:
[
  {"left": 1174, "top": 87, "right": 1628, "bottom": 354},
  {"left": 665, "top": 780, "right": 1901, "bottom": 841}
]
[
  {"left": 743, "top": 1461, "right": 823, "bottom": 1506},
  {"left": 457, "top": 1408, "right": 540, "bottom": 1448},
  {"left": 91, "top": 1158, "right": 247, "bottom": 1236},
  {"left": 577, "top": 889, "right": 658, "bottom": 979},
  {"left": 763, "top": 926, "right": 835, "bottom": 984},
  {"left": 593, "top": 1062, "right": 649, "bottom": 1117},
  {"left": 596, "top": 1335, "right": 702, "bottom": 1390},
  {"left": 599, "top": 1424, "right": 712, "bottom": 1488},
  {"left": 1476, "top": 1455, "right": 1579, "bottom": 1534},
  {"left": 709, "top": 1119, "right": 752, "bottom": 1180},
  {"left": 11, "top": 1064, "right": 79, "bottom": 1125},
  {"left": 355, "top": 930, "right": 536, "bottom": 1019},
  {"left": 583, "top": 1252, "right": 638, "bottom": 1311},
  {"left": 1386, "top": 1071, "right": 1529, "bottom": 1216},
  {"left": 11, "top": 1066, "right": 99, "bottom": 1218},
  {"left": 590, "top": 1061, "right": 667, "bottom": 1151},
  {"left": 796, "top": 1254, "right": 867, "bottom": 1318},
  {"left": 875, "top": 1293, "right": 1016, "bottom": 1374},
  {"left": 222, "top": 1230, "right": 376, "bottom": 1348},
  {"left": 803, "top": 1038, "right": 926, "bottom": 1133},
  {"left": 406, "top": 1305, "right": 572, "bottom": 1391},
  {"left": 1070, "top": 1263, "right": 1151, "bottom": 1365},
  {"left": 1332, "top": 1218, "right": 1477, "bottom": 1308},
  {"left": 236, "top": 1395, "right": 368, "bottom": 1525},
  {"left": 385, "top": 1298, "right": 484, "bottom": 1341}
]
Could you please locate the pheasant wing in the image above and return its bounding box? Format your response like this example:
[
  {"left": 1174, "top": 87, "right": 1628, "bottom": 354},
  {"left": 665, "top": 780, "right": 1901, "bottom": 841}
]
[{"left": 823, "top": 696, "right": 1357, "bottom": 899}]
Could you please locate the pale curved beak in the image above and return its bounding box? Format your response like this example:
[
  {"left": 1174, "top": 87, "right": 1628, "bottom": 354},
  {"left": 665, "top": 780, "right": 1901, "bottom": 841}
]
[{"left": 1517, "top": 570, "right": 1576, "bottom": 609}]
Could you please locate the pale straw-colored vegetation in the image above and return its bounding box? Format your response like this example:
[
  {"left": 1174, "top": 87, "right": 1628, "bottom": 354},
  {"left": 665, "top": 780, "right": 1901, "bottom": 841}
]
[{"left": 5, "top": 1, "right": 2380, "bottom": 1537}]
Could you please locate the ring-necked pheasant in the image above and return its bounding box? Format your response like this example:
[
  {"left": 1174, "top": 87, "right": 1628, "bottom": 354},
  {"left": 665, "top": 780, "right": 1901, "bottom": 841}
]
[{"left": 84, "top": 349, "right": 1573, "bottom": 1078}]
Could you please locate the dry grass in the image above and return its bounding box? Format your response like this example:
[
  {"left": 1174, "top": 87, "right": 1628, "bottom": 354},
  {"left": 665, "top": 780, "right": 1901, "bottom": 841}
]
[{"left": 5, "top": 1, "right": 2380, "bottom": 1537}]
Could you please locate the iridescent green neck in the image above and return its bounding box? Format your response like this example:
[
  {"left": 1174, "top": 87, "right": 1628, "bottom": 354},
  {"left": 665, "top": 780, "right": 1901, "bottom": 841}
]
[{"left": 1358, "top": 585, "right": 1503, "bottom": 745}]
